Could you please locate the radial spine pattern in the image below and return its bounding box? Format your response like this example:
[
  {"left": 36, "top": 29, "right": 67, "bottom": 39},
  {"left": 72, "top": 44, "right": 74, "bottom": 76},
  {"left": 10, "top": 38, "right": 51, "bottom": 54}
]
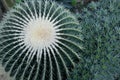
[{"left": 0, "top": 0, "right": 83, "bottom": 80}]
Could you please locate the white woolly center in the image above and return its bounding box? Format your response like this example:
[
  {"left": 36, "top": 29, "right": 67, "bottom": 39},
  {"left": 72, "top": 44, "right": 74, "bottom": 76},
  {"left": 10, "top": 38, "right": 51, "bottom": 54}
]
[{"left": 23, "top": 18, "right": 57, "bottom": 50}]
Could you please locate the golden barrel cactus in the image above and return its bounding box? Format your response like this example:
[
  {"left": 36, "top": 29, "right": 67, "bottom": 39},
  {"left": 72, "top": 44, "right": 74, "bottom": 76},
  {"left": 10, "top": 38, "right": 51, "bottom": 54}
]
[{"left": 0, "top": 0, "right": 83, "bottom": 80}]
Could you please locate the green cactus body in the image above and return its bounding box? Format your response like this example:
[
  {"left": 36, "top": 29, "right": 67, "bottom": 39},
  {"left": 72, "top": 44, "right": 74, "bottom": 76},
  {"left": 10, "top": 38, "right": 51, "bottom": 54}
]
[{"left": 0, "top": 0, "right": 83, "bottom": 80}]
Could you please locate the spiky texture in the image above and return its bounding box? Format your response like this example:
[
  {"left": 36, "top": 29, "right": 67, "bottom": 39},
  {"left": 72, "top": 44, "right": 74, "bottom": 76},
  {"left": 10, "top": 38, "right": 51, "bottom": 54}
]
[
  {"left": 68, "top": 0, "right": 120, "bottom": 80},
  {"left": 0, "top": 0, "right": 83, "bottom": 80}
]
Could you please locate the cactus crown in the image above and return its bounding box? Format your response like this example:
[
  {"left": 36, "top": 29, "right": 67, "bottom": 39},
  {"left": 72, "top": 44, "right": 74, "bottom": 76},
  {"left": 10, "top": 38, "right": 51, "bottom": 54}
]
[{"left": 0, "top": 0, "right": 83, "bottom": 80}]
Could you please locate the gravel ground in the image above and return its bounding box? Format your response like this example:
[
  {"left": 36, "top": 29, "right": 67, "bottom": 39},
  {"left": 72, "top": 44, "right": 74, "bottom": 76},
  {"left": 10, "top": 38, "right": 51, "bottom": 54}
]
[
  {"left": 0, "top": 74, "right": 7, "bottom": 80},
  {"left": 0, "top": 65, "right": 10, "bottom": 80},
  {"left": 0, "top": 67, "right": 7, "bottom": 80}
]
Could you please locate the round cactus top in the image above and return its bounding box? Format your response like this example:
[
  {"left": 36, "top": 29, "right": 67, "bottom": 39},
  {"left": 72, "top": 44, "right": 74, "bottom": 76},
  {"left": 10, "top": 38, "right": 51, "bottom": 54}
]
[{"left": 0, "top": 0, "right": 83, "bottom": 80}]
